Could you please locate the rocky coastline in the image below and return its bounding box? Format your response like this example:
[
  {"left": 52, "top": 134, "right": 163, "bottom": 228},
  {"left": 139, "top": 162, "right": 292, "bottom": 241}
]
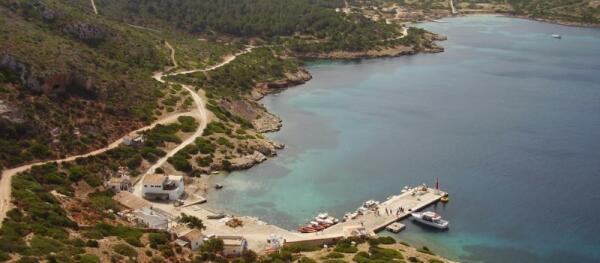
[{"left": 220, "top": 34, "right": 447, "bottom": 172}]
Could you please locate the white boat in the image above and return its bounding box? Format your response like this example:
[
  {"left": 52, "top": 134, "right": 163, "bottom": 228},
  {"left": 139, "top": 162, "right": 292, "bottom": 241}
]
[
  {"left": 411, "top": 211, "right": 449, "bottom": 229},
  {"left": 314, "top": 213, "right": 339, "bottom": 225},
  {"left": 552, "top": 34, "right": 561, "bottom": 39},
  {"left": 363, "top": 200, "right": 380, "bottom": 209}
]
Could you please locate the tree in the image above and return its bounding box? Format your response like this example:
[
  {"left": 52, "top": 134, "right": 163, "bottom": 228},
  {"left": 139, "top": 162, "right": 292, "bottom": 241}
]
[
  {"left": 199, "top": 238, "right": 224, "bottom": 254},
  {"left": 179, "top": 213, "right": 206, "bottom": 230}
]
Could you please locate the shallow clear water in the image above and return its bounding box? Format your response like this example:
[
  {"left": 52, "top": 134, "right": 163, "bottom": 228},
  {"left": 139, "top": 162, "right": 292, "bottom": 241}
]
[{"left": 207, "top": 16, "right": 600, "bottom": 262}]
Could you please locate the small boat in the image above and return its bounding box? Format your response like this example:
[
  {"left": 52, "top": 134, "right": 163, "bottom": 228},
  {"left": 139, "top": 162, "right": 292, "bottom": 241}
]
[
  {"left": 207, "top": 213, "right": 226, "bottom": 220},
  {"left": 214, "top": 184, "right": 223, "bottom": 190},
  {"left": 297, "top": 212, "right": 339, "bottom": 233},
  {"left": 552, "top": 34, "right": 561, "bottom": 39},
  {"left": 363, "top": 200, "right": 380, "bottom": 209},
  {"left": 440, "top": 196, "right": 449, "bottom": 203},
  {"left": 411, "top": 211, "right": 449, "bottom": 230}
]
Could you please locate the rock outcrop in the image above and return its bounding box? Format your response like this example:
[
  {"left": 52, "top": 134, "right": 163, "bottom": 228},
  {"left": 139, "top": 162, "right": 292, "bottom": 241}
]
[
  {"left": 227, "top": 151, "right": 268, "bottom": 170},
  {"left": 0, "top": 54, "right": 43, "bottom": 93},
  {"left": 63, "top": 23, "right": 107, "bottom": 46},
  {"left": 251, "top": 68, "right": 312, "bottom": 100},
  {"left": 0, "top": 54, "right": 99, "bottom": 99}
]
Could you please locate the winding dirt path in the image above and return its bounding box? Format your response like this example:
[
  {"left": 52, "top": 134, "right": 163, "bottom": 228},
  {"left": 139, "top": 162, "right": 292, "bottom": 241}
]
[
  {"left": 0, "top": 112, "right": 192, "bottom": 225},
  {"left": 449, "top": 0, "right": 457, "bottom": 15},
  {"left": 135, "top": 42, "right": 251, "bottom": 196},
  {"left": 0, "top": 40, "right": 251, "bottom": 226},
  {"left": 90, "top": 0, "right": 98, "bottom": 15}
]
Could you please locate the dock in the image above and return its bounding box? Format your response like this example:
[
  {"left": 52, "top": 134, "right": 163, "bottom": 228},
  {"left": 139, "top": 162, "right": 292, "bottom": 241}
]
[
  {"left": 386, "top": 222, "right": 406, "bottom": 233},
  {"left": 295, "top": 186, "right": 446, "bottom": 239},
  {"left": 135, "top": 186, "right": 446, "bottom": 252}
]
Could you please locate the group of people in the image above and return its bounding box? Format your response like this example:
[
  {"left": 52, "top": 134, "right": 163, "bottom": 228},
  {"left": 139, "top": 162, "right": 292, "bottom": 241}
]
[{"left": 375, "top": 206, "right": 405, "bottom": 217}]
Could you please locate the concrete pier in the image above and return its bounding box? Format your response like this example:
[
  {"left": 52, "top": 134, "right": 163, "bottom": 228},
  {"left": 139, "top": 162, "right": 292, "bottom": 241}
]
[
  {"left": 132, "top": 186, "right": 446, "bottom": 252},
  {"left": 292, "top": 186, "right": 446, "bottom": 240}
]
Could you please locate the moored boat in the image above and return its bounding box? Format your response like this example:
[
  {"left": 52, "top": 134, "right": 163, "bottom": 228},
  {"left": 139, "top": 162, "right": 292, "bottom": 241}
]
[
  {"left": 552, "top": 34, "right": 562, "bottom": 39},
  {"left": 297, "top": 212, "right": 339, "bottom": 233},
  {"left": 411, "top": 211, "right": 449, "bottom": 230}
]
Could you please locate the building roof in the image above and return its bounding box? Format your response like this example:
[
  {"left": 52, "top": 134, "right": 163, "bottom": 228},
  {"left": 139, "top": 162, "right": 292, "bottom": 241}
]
[
  {"left": 109, "top": 177, "right": 129, "bottom": 184},
  {"left": 221, "top": 236, "right": 245, "bottom": 246},
  {"left": 181, "top": 229, "right": 204, "bottom": 242},
  {"left": 168, "top": 175, "right": 183, "bottom": 181},
  {"left": 143, "top": 174, "right": 167, "bottom": 185},
  {"left": 132, "top": 208, "right": 168, "bottom": 227},
  {"left": 175, "top": 239, "right": 189, "bottom": 247},
  {"left": 114, "top": 191, "right": 150, "bottom": 210}
]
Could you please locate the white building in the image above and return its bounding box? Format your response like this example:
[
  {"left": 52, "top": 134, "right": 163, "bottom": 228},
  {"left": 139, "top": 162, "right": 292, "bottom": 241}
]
[
  {"left": 107, "top": 167, "right": 132, "bottom": 193},
  {"left": 132, "top": 207, "right": 169, "bottom": 230},
  {"left": 123, "top": 134, "right": 145, "bottom": 147},
  {"left": 142, "top": 174, "right": 184, "bottom": 201},
  {"left": 220, "top": 236, "right": 247, "bottom": 257},
  {"left": 176, "top": 229, "right": 205, "bottom": 250}
]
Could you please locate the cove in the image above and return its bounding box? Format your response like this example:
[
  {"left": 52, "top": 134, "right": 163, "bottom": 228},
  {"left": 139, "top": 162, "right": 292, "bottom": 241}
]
[{"left": 207, "top": 15, "right": 600, "bottom": 263}]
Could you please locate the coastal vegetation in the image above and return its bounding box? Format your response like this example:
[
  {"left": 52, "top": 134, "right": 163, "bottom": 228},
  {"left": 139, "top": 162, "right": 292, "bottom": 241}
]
[{"left": 2, "top": 0, "right": 595, "bottom": 262}]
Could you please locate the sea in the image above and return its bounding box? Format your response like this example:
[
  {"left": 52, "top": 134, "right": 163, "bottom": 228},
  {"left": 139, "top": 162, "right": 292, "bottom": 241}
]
[{"left": 207, "top": 15, "right": 600, "bottom": 263}]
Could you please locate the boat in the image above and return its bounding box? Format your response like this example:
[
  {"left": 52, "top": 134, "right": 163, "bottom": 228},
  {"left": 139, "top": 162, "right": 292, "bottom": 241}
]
[
  {"left": 343, "top": 212, "right": 359, "bottom": 221},
  {"left": 440, "top": 196, "right": 449, "bottom": 203},
  {"left": 297, "top": 213, "right": 339, "bottom": 233},
  {"left": 411, "top": 211, "right": 449, "bottom": 229},
  {"left": 363, "top": 200, "right": 380, "bottom": 209},
  {"left": 552, "top": 34, "right": 562, "bottom": 39},
  {"left": 214, "top": 183, "right": 223, "bottom": 190},
  {"left": 207, "top": 213, "right": 226, "bottom": 220}
]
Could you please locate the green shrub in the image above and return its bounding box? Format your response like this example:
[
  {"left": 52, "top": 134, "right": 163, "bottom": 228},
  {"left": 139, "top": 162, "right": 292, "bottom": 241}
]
[
  {"left": 159, "top": 244, "right": 175, "bottom": 258},
  {"left": 195, "top": 138, "right": 216, "bottom": 154},
  {"left": 203, "top": 122, "right": 230, "bottom": 136},
  {"left": 178, "top": 116, "right": 199, "bottom": 132},
  {"left": 334, "top": 239, "right": 358, "bottom": 253},
  {"left": 196, "top": 156, "right": 212, "bottom": 167},
  {"left": 0, "top": 251, "right": 9, "bottom": 261},
  {"left": 298, "top": 257, "right": 317, "bottom": 263},
  {"left": 88, "top": 190, "right": 119, "bottom": 212},
  {"left": 282, "top": 243, "right": 320, "bottom": 253},
  {"left": 86, "top": 240, "right": 99, "bottom": 247},
  {"left": 83, "top": 173, "right": 102, "bottom": 187},
  {"left": 429, "top": 259, "right": 443, "bottom": 263},
  {"left": 148, "top": 233, "right": 170, "bottom": 249},
  {"left": 324, "top": 251, "right": 344, "bottom": 259},
  {"left": 29, "top": 236, "right": 63, "bottom": 256},
  {"left": 369, "top": 246, "right": 403, "bottom": 261},
  {"left": 352, "top": 251, "right": 371, "bottom": 263},
  {"left": 167, "top": 154, "right": 192, "bottom": 172},
  {"left": 216, "top": 137, "right": 233, "bottom": 148},
  {"left": 376, "top": 236, "right": 396, "bottom": 245},
  {"left": 79, "top": 254, "right": 101, "bottom": 263},
  {"left": 199, "top": 238, "right": 224, "bottom": 254},
  {"left": 417, "top": 246, "right": 434, "bottom": 255},
  {"left": 112, "top": 243, "right": 137, "bottom": 258},
  {"left": 67, "top": 165, "right": 87, "bottom": 182}
]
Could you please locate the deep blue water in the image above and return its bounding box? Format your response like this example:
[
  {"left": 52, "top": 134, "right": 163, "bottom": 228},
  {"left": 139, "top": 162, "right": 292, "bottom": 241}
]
[{"left": 207, "top": 16, "right": 600, "bottom": 262}]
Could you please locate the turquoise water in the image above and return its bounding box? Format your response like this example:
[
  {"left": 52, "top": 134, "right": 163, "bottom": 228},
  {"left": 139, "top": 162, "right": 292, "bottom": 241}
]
[{"left": 208, "top": 16, "right": 600, "bottom": 262}]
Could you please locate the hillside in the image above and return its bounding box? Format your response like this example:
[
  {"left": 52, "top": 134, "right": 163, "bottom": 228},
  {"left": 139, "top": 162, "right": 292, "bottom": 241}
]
[
  {"left": 0, "top": 0, "right": 167, "bottom": 169},
  {"left": 460, "top": 0, "right": 599, "bottom": 25},
  {"left": 0, "top": 0, "right": 450, "bottom": 262}
]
